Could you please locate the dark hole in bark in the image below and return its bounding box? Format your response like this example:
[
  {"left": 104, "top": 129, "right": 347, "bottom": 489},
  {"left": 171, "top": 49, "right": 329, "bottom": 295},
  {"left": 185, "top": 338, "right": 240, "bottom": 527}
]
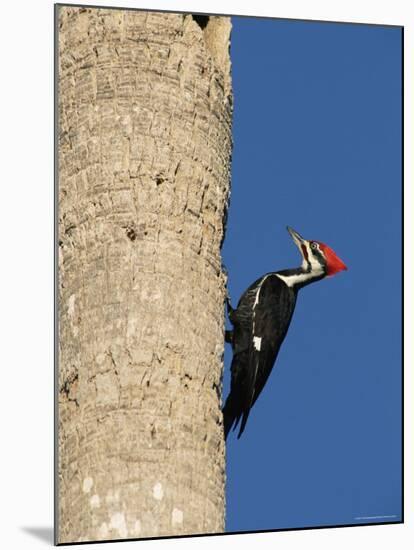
[
  {"left": 192, "top": 15, "right": 209, "bottom": 30},
  {"left": 60, "top": 372, "right": 79, "bottom": 406},
  {"left": 126, "top": 227, "right": 136, "bottom": 241}
]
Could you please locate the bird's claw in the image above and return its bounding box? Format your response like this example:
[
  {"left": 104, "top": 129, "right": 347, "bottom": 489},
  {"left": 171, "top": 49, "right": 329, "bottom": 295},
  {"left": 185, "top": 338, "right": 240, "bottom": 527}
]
[{"left": 225, "top": 295, "right": 234, "bottom": 315}]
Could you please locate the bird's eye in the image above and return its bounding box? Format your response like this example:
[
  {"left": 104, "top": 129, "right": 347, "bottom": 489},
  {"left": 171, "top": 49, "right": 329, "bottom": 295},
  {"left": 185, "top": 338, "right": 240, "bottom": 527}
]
[{"left": 310, "top": 242, "right": 318, "bottom": 250}]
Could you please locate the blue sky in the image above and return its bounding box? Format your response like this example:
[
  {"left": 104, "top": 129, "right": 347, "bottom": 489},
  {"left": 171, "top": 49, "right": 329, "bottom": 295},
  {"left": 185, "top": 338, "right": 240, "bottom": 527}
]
[{"left": 223, "top": 17, "right": 402, "bottom": 532}]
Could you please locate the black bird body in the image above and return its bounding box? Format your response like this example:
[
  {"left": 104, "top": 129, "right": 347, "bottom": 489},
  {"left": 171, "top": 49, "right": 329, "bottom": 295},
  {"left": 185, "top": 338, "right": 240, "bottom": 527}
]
[{"left": 223, "top": 227, "right": 347, "bottom": 439}]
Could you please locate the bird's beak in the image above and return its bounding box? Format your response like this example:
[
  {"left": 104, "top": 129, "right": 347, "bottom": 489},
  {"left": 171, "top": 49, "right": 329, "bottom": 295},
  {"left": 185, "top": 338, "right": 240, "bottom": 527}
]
[{"left": 287, "top": 226, "right": 307, "bottom": 256}]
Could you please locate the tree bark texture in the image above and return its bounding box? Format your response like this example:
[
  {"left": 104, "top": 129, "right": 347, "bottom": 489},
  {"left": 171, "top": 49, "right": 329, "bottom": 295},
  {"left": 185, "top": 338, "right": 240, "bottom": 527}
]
[{"left": 57, "top": 6, "right": 232, "bottom": 543}]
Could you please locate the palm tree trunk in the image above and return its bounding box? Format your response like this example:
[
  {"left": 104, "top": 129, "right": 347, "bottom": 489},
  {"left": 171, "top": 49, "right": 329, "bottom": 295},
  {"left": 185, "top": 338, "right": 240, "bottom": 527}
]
[{"left": 57, "top": 6, "right": 232, "bottom": 543}]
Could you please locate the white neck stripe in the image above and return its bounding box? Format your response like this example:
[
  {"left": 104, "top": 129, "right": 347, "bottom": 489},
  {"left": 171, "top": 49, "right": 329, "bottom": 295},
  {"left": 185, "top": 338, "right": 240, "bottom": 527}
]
[{"left": 276, "top": 270, "right": 323, "bottom": 288}]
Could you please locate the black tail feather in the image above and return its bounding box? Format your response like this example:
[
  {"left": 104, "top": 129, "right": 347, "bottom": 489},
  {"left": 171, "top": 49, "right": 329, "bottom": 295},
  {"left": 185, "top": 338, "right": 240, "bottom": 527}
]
[
  {"left": 223, "top": 350, "right": 253, "bottom": 440},
  {"left": 223, "top": 394, "right": 237, "bottom": 439},
  {"left": 223, "top": 392, "right": 251, "bottom": 439},
  {"left": 237, "top": 410, "right": 250, "bottom": 439}
]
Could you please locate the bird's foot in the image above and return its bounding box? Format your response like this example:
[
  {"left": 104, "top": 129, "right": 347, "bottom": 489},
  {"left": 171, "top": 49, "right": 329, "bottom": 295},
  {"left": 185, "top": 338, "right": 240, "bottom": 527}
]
[{"left": 225, "top": 291, "right": 234, "bottom": 314}]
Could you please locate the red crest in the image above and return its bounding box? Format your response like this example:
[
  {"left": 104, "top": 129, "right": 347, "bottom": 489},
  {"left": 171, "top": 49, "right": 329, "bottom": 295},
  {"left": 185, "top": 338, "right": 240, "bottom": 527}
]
[{"left": 317, "top": 242, "right": 347, "bottom": 276}]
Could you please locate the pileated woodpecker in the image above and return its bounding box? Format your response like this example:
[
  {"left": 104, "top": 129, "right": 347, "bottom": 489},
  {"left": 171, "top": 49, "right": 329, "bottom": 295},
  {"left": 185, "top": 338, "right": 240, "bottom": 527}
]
[{"left": 223, "top": 226, "right": 347, "bottom": 439}]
